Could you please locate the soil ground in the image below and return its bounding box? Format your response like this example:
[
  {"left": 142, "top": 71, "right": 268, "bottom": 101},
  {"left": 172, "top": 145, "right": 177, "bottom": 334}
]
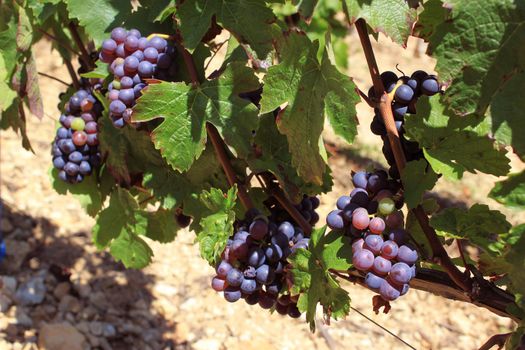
[{"left": 0, "top": 30, "right": 522, "bottom": 350}]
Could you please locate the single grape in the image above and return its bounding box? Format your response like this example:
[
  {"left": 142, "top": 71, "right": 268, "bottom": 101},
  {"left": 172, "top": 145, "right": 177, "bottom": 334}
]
[
  {"left": 58, "top": 170, "right": 68, "bottom": 182},
  {"left": 390, "top": 262, "right": 412, "bottom": 285},
  {"left": 120, "top": 76, "right": 134, "bottom": 89},
  {"left": 270, "top": 232, "right": 289, "bottom": 249},
  {"left": 373, "top": 256, "right": 392, "bottom": 275},
  {"left": 64, "top": 162, "right": 80, "bottom": 176},
  {"left": 369, "top": 217, "right": 386, "bottom": 234},
  {"left": 265, "top": 244, "right": 283, "bottom": 263},
  {"left": 134, "top": 83, "right": 146, "bottom": 98},
  {"left": 365, "top": 272, "right": 385, "bottom": 290},
  {"left": 379, "top": 279, "right": 400, "bottom": 301},
  {"left": 275, "top": 302, "right": 289, "bottom": 315},
  {"left": 138, "top": 61, "right": 154, "bottom": 77},
  {"left": 421, "top": 77, "right": 440, "bottom": 96},
  {"left": 124, "top": 56, "right": 140, "bottom": 74},
  {"left": 231, "top": 239, "right": 248, "bottom": 260},
  {"left": 378, "top": 198, "right": 395, "bottom": 215},
  {"left": 131, "top": 50, "right": 144, "bottom": 62},
  {"left": 288, "top": 304, "right": 302, "bottom": 318},
  {"left": 352, "top": 249, "right": 374, "bottom": 271},
  {"left": 310, "top": 197, "right": 320, "bottom": 209},
  {"left": 352, "top": 171, "right": 369, "bottom": 189},
  {"left": 149, "top": 36, "right": 167, "bottom": 52},
  {"left": 380, "top": 71, "right": 398, "bottom": 92},
  {"left": 394, "top": 84, "right": 414, "bottom": 104},
  {"left": 72, "top": 131, "right": 87, "bottom": 147},
  {"left": 371, "top": 116, "right": 386, "bottom": 135},
  {"left": 128, "top": 28, "right": 141, "bottom": 38},
  {"left": 352, "top": 208, "right": 370, "bottom": 230},
  {"left": 86, "top": 133, "right": 99, "bottom": 146},
  {"left": 113, "top": 63, "right": 125, "bottom": 77},
  {"left": 240, "top": 278, "right": 258, "bottom": 294},
  {"left": 216, "top": 260, "right": 233, "bottom": 278},
  {"left": 406, "top": 78, "right": 418, "bottom": 92},
  {"left": 79, "top": 161, "right": 92, "bottom": 175},
  {"left": 144, "top": 47, "right": 159, "bottom": 63},
  {"left": 211, "top": 277, "right": 227, "bottom": 291},
  {"left": 124, "top": 35, "right": 139, "bottom": 52},
  {"left": 367, "top": 174, "right": 387, "bottom": 193},
  {"left": 364, "top": 234, "right": 383, "bottom": 254},
  {"left": 411, "top": 70, "right": 428, "bottom": 82},
  {"left": 258, "top": 292, "right": 276, "bottom": 309},
  {"left": 278, "top": 221, "right": 295, "bottom": 240},
  {"left": 397, "top": 245, "right": 418, "bottom": 265},
  {"left": 266, "top": 280, "right": 282, "bottom": 295},
  {"left": 249, "top": 219, "right": 268, "bottom": 240},
  {"left": 71, "top": 118, "right": 85, "bottom": 131},
  {"left": 111, "top": 27, "right": 127, "bottom": 43},
  {"left": 119, "top": 89, "right": 135, "bottom": 106},
  {"left": 385, "top": 211, "right": 404, "bottom": 228},
  {"left": 350, "top": 190, "right": 370, "bottom": 208},
  {"left": 352, "top": 238, "right": 364, "bottom": 252},
  {"left": 59, "top": 139, "right": 76, "bottom": 154},
  {"left": 224, "top": 287, "right": 242, "bottom": 302},
  {"left": 255, "top": 264, "right": 275, "bottom": 284},
  {"left": 381, "top": 240, "right": 399, "bottom": 260},
  {"left": 392, "top": 102, "right": 408, "bottom": 120},
  {"left": 247, "top": 247, "right": 266, "bottom": 267},
  {"left": 56, "top": 127, "right": 69, "bottom": 139},
  {"left": 138, "top": 37, "right": 149, "bottom": 50},
  {"left": 226, "top": 268, "right": 244, "bottom": 287},
  {"left": 157, "top": 53, "right": 172, "bottom": 69},
  {"left": 336, "top": 196, "right": 351, "bottom": 210},
  {"left": 110, "top": 100, "right": 126, "bottom": 116},
  {"left": 53, "top": 157, "right": 66, "bottom": 169},
  {"left": 327, "top": 210, "right": 346, "bottom": 230}
]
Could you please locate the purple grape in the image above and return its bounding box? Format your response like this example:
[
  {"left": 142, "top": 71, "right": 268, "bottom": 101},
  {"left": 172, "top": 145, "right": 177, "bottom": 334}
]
[
  {"left": 128, "top": 28, "right": 141, "bottom": 38},
  {"left": 60, "top": 139, "right": 76, "bottom": 154},
  {"left": 56, "top": 127, "right": 69, "bottom": 139},
  {"left": 397, "top": 245, "right": 418, "bottom": 265},
  {"left": 216, "top": 260, "right": 232, "bottom": 278},
  {"left": 352, "top": 249, "right": 374, "bottom": 271},
  {"left": 353, "top": 171, "right": 369, "bottom": 189},
  {"left": 367, "top": 174, "right": 387, "bottom": 193},
  {"left": 278, "top": 221, "right": 295, "bottom": 240},
  {"left": 394, "top": 84, "right": 414, "bottom": 103},
  {"left": 379, "top": 279, "right": 400, "bottom": 301},
  {"left": 350, "top": 191, "right": 370, "bottom": 207},
  {"left": 249, "top": 219, "right": 268, "bottom": 240},
  {"left": 115, "top": 44, "right": 126, "bottom": 58},
  {"left": 211, "top": 277, "right": 226, "bottom": 291},
  {"left": 108, "top": 89, "right": 120, "bottom": 101},
  {"left": 373, "top": 256, "right": 392, "bottom": 275},
  {"left": 255, "top": 264, "right": 275, "bottom": 284},
  {"left": 369, "top": 217, "right": 385, "bottom": 234},
  {"left": 365, "top": 272, "right": 384, "bottom": 290},
  {"left": 240, "top": 278, "right": 258, "bottom": 294},
  {"left": 138, "top": 61, "right": 154, "bottom": 77},
  {"left": 102, "top": 39, "right": 117, "bottom": 54},
  {"left": 232, "top": 239, "right": 248, "bottom": 260},
  {"left": 58, "top": 170, "right": 68, "bottom": 182},
  {"left": 113, "top": 64, "right": 125, "bottom": 77},
  {"left": 119, "top": 89, "right": 135, "bottom": 106},
  {"left": 310, "top": 197, "right": 320, "bottom": 209},
  {"left": 64, "top": 162, "right": 79, "bottom": 176},
  {"left": 124, "top": 35, "right": 139, "bottom": 52},
  {"left": 390, "top": 262, "right": 412, "bottom": 285},
  {"left": 138, "top": 37, "right": 149, "bottom": 50},
  {"left": 288, "top": 304, "right": 302, "bottom": 318},
  {"left": 226, "top": 268, "right": 244, "bottom": 287},
  {"left": 79, "top": 161, "right": 92, "bottom": 175},
  {"left": 110, "top": 100, "right": 126, "bottom": 116},
  {"left": 234, "top": 230, "right": 249, "bottom": 241},
  {"left": 326, "top": 210, "right": 345, "bottom": 230},
  {"left": 247, "top": 247, "right": 265, "bottom": 267},
  {"left": 53, "top": 157, "right": 66, "bottom": 169},
  {"left": 258, "top": 292, "right": 276, "bottom": 309},
  {"left": 364, "top": 234, "right": 383, "bottom": 254},
  {"left": 149, "top": 36, "right": 167, "bottom": 52},
  {"left": 85, "top": 122, "right": 98, "bottom": 134},
  {"left": 131, "top": 50, "right": 144, "bottom": 62},
  {"left": 224, "top": 287, "right": 241, "bottom": 302},
  {"left": 124, "top": 56, "right": 139, "bottom": 74},
  {"left": 68, "top": 151, "right": 83, "bottom": 164},
  {"left": 157, "top": 53, "right": 172, "bottom": 69},
  {"left": 270, "top": 232, "right": 289, "bottom": 249},
  {"left": 381, "top": 240, "right": 399, "bottom": 260},
  {"left": 266, "top": 280, "right": 282, "bottom": 295},
  {"left": 120, "top": 76, "right": 134, "bottom": 89},
  {"left": 133, "top": 83, "right": 146, "bottom": 98},
  {"left": 144, "top": 47, "right": 159, "bottom": 63},
  {"left": 352, "top": 238, "right": 364, "bottom": 252},
  {"left": 392, "top": 103, "right": 408, "bottom": 120},
  {"left": 421, "top": 77, "right": 440, "bottom": 96},
  {"left": 111, "top": 27, "right": 127, "bottom": 43},
  {"left": 388, "top": 229, "right": 407, "bottom": 245},
  {"left": 336, "top": 196, "right": 351, "bottom": 210},
  {"left": 265, "top": 244, "right": 283, "bottom": 263}
]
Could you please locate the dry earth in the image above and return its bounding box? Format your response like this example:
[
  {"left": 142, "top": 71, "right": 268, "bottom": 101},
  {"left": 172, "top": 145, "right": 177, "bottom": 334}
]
[{"left": 0, "top": 30, "right": 521, "bottom": 350}]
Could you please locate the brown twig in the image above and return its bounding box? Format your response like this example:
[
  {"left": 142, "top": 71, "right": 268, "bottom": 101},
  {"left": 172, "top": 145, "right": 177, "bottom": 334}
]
[
  {"left": 456, "top": 239, "right": 471, "bottom": 276},
  {"left": 268, "top": 184, "right": 312, "bottom": 235},
  {"left": 332, "top": 269, "right": 519, "bottom": 322},
  {"left": 67, "top": 22, "right": 94, "bottom": 70},
  {"left": 478, "top": 333, "right": 511, "bottom": 350},
  {"left": 63, "top": 58, "right": 81, "bottom": 89},
  {"left": 355, "top": 87, "right": 375, "bottom": 108},
  {"left": 352, "top": 18, "right": 470, "bottom": 292},
  {"left": 178, "top": 44, "right": 254, "bottom": 210},
  {"left": 38, "top": 72, "right": 70, "bottom": 87}
]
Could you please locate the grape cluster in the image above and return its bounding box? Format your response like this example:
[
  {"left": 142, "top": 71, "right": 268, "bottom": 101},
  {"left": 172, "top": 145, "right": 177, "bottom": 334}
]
[
  {"left": 51, "top": 89, "right": 102, "bottom": 184},
  {"left": 326, "top": 170, "right": 418, "bottom": 301},
  {"left": 99, "top": 27, "right": 177, "bottom": 128},
  {"left": 370, "top": 70, "right": 441, "bottom": 178},
  {"left": 211, "top": 197, "right": 319, "bottom": 317}
]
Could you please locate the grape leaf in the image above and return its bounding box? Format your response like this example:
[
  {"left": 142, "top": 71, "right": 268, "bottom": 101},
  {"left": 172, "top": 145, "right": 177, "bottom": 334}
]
[
  {"left": 193, "top": 186, "right": 238, "bottom": 266},
  {"left": 413, "top": 0, "right": 449, "bottom": 40},
  {"left": 66, "top": 0, "right": 132, "bottom": 46},
  {"left": 134, "top": 209, "right": 179, "bottom": 243},
  {"left": 421, "top": 0, "right": 525, "bottom": 119},
  {"left": 294, "top": 0, "right": 318, "bottom": 20},
  {"left": 0, "top": 55, "right": 16, "bottom": 113},
  {"left": 133, "top": 62, "right": 260, "bottom": 172},
  {"left": 247, "top": 114, "right": 332, "bottom": 202},
  {"left": 288, "top": 227, "right": 352, "bottom": 331},
  {"left": 50, "top": 168, "right": 102, "bottom": 217},
  {"left": 16, "top": 3, "right": 33, "bottom": 52},
  {"left": 109, "top": 231, "right": 153, "bottom": 269},
  {"left": 177, "top": 0, "right": 276, "bottom": 57},
  {"left": 25, "top": 53, "right": 44, "bottom": 119},
  {"left": 81, "top": 60, "right": 109, "bottom": 79},
  {"left": 401, "top": 159, "right": 438, "bottom": 209},
  {"left": 405, "top": 96, "right": 510, "bottom": 179},
  {"left": 342, "top": 0, "right": 417, "bottom": 45},
  {"left": 430, "top": 204, "right": 511, "bottom": 256},
  {"left": 260, "top": 31, "right": 358, "bottom": 184},
  {"left": 502, "top": 225, "right": 525, "bottom": 308},
  {"left": 489, "top": 171, "right": 525, "bottom": 209}
]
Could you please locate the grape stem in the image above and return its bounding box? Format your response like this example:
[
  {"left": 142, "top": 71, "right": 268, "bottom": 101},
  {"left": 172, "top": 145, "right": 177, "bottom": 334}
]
[
  {"left": 477, "top": 333, "right": 511, "bottom": 350},
  {"left": 177, "top": 43, "right": 254, "bottom": 211},
  {"left": 63, "top": 58, "right": 81, "bottom": 89},
  {"left": 67, "top": 22, "right": 94, "bottom": 70},
  {"left": 37, "top": 72, "right": 70, "bottom": 87},
  {"left": 331, "top": 269, "right": 520, "bottom": 322},
  {"left": 355, "top": 87, "right": 375, "bottom": 108},
  {"left": 350, "top": 17, "right": 520, "bottom": 322}
]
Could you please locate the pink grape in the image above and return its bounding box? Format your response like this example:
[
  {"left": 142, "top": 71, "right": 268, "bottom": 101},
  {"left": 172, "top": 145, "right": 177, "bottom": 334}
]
[
  {"left": 379, "top": 279, "right": 400, "bottom": 301},
  {"left": 369, "top": 217, "right": 385, "bottom": 234},
  {"left": 380, "top": 240, "right": 399, "bottom": 260},
  {"left": 351, "top": 238, "right": 364, "bottom": 252},
  {"left": 397, "top": 245, "right": 418, "bottom": 265},
  {"left": 352, "top": 208, "right": 370, "bottom": 230},
  {"left": 352, "top": 249, "right": 374, "bottom": 271},
  {"left": 390, "top": 262, "right": 412, "bottom": 285},
  {"left": 373, "top": 256, "right": 392, "bottom": 276},
  {"left": 364, "top": 234, "right": 383, "bottom": 254},
  {"left": 211, "top": 277, "right": 227, "bottom": 291}
]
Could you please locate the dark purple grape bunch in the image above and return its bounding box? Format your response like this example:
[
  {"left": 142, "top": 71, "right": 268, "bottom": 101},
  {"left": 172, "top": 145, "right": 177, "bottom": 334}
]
[
  {"left": 370, "top": 70, "right": 441, "bottom": 179},
  {"left": 327, "top": 170, "right": 418, "bottom": 302},
  {"left": 99, "top": 27, "right": 177, "bottom": 128},
  {"left": 210, "top": 206, "right": 315, "bottom": 318},
  {"left": 268, "top": 195, "right": 320, "bottom": 227},
  {"left": 52, "top": 89, "right": 102, "bottom": 184}
]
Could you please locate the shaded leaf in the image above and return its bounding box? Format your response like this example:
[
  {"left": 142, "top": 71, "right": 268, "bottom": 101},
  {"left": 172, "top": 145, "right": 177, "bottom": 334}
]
[
  {"left": 401, "top": 159, "right": 438, "bottom": 209},
  {"left": 489, "top": 171, "right": 525, "bottom": 209}
]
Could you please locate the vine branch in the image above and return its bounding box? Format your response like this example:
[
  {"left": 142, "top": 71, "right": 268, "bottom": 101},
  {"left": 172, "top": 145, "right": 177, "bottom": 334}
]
[
  {"left": 38, "top": 72, "right": 70, "bottom": 87},
  {"left": 178, "top": 43, "right": 254, "bottom": 210},
  {"left": 67, "top": 22, "right": 94, "bottom": 70},
  {"left": 478, "top": 333, "right": 511, "bottom": 350}
]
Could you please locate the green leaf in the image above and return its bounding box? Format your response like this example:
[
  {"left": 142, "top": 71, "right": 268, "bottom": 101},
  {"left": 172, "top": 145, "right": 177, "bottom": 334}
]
[
  {"left": 50, "top": 168, "right": 102, "bottom": 217},
  {"left": 133, "top": 63, "right": 260, "bottom": 171},
  {"left": 401, "top": 159, "right": 438, "bottom": 209},
  {"left": 177, "top": 0, "right": 276, "bottom": 57},
  {"left": 422, "top": 0, "right": 525, "bottom": 119},
  {"left": 134, "top": 209, "right": 179, "bottom": 243},
  {"left": 81, "top": 60, "right": 109, "bottom": 79},
  {"left": 502, "top": 225, "right": 525, "bottom": 311},
  {"left": 489, "top": 171, "right": 525, "bottom": 209},
  {"left": 109, "top": 232, "right": 153, "bottom": 269},
  {"left": 0, "top": 55, "right": 17, "bottom": 112},
  {"left": 67, "top": 0, "right": 132, "bottom": 46},
  {"left": 430, "top": 204, "right": 512, "bottom": 256},
  {"left": 405, "top": 96, "right": 510, "bottom": 179},
  {"left": 288, "top": 227, "right": 352, "bottom": 331},
  {"left": 93, "top": 188, "right": 138, "bottom": 248},
  {"left": 16, "top": 3, "right": 33, "bottom": 52},
  {"left": 342, "top": 0, "right": 416, "bottom": 45},
  {"left": 194, "top": 186, "right": 238, "bottom": 265},
  {"left": 260, "top": 31, "right": 358, "bottom": 184}
]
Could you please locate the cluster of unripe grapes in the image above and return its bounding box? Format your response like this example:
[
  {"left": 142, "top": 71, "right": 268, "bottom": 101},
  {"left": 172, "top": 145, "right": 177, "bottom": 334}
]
[
  {"left": 51, "top": 89, "right": 102, "bottom": 183},
  {"left": 211, "top": 197, "right": 319, "bottom": 318},
  {"left": 99, "top": 27, "right": 177, "bottom": 128},
  {"left": 370, "top": 70, "right": 441, "bottom": 178},
  {"left": 327, "top": 170, "right": 418, "bottom": 301}
]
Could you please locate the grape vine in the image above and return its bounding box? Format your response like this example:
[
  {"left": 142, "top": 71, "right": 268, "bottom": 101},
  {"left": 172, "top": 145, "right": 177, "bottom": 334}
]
[{"left": 1, "top": 1, "right": 524, "bottom": 349}]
